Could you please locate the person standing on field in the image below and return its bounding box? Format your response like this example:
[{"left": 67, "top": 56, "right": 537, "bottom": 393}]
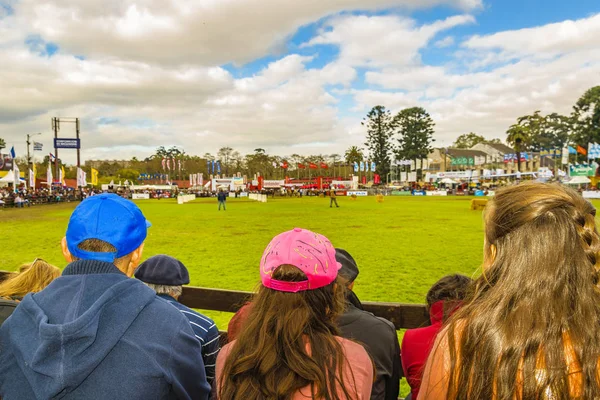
[
  {"left": 217, "top": 189, "right": 227, "bottom": 211},
  {"left": 330, "top": 187, "right": 339, "bottom": 208}
]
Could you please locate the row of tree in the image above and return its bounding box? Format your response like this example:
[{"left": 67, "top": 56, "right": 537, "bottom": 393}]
[{"left": 2, "top": 87, "right": 598, "bottom": 183}]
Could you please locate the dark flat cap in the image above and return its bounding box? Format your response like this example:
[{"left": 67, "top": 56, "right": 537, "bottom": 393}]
[
  {"left": 335, "top": 248, "right": 359, "bottom": 283},
  {"left": 135, "top": 255, "right": 190, "bottom": 286}
]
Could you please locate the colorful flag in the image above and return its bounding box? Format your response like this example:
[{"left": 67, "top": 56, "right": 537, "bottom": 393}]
[
  {"left": 189, "top": 174, "right": 193, "bottom": 186},
  {"left": 360, "top": 162, "right": 365, "bottom": 171},
  {"left": 371, "top": 162, "right": 376, "bottom": 172},
  {"left": 49, "top": 152, "right": 56, "bottom": 161},
  {"left": 13, "top": 163, "right": 20, "bottom": 192},
  {"left": 309, "top": 163, "right": 318, "bottom": 169},
  {"left": 47, "top": 164, "right": 53, "bottom": 187},
  {"left": 9, "top": 146, "right": 15, "bottom": 159},
  {"left": 216, "top": 161, "right": 221, "bottom": 174},
  {"left": 29, "top": 168, "right": 34, "bottom": 188},
  {"left": 77, "top": 168, "right": 87, "bottom": 187},
  {"left": 32, "top": 164, "right": 37, "bottom": 190},
  {"left": 298, "top": 163, "right": 306, "bottom": 169},
  {"left": 320, "top": 162, "right": 328, "bottom": 169},
  {"left": 354, "top": 162, "right": 359, "bottom": 172},
  {"left": 33, "top": 142, "right": 43, "bottom": 151},
  {"left": 162, "top": 158, "right": 166, "bottom": 170},
  {"left": 577, "top": 145, "right": 587, "bottom": 156},
  {"left": 588, "top": 143, "right": 600, "bottom": 159},
  {"left": 91, "top": 168, "right": 99, "bottom": 185},
  {"left": 166, "top": 159, "right": 171, "bottom": 170},
  {"left": 60, "top": 165, "right": 65, "bottom": 186},
  {"left": 198, "top": 173, "right": 203, "bottom": 186},
  {"left": 178, "top": 159, "right": 182, "bottom": 171},
  {"left": 281, "top": 161, "right": 289, "bottom": 169},
  {"left": 568, "top": 146, "right": 577, "bottom": 155}
]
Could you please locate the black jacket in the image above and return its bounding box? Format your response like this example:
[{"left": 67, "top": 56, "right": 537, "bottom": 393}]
[{"left": 337, "top": 294, "right": 401, "bottom": 400}]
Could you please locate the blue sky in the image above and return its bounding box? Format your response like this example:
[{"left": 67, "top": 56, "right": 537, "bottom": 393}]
[{"left": 0, "top": 0, "right": 599, "bottom": 162}]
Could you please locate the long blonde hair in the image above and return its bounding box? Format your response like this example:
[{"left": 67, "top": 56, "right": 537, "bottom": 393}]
[
  {"left": 444, "top": 182, "right": 600, "bottom": 399},
  {"left": 0, "top": 259, "right": 61, "bottom": 299}
]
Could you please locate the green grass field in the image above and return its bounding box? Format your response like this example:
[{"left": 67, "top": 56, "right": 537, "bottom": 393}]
[
  {"left": 4, "top": 195, "right": 597, "bottom": 396},
  {"left": 2, "top": 195, "right": 489, "bottom": 332}
]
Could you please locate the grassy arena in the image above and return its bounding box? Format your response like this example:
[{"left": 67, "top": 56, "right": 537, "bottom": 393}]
[{"left": 2, "top": 195, "right": 490, "bottom": 321}]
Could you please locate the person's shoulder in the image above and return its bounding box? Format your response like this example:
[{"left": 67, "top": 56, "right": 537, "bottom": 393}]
[
  {"left": 337, "top": 336, "right": 370, "bottom": 362},
  {"left": 173, "top": 302, "right": 217, "bottom": 327},
  {"left": 351, "top": 306, "right": 397, "bottom": 335}
]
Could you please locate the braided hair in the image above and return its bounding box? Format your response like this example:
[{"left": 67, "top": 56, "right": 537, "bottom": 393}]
[{"left": 438, "top": 182, "right": 600, "bottom": 400}]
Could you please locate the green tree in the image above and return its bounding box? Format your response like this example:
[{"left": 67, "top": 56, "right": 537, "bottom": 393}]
[
  {"left": 0, "top": 137, "right": 5, "bottom": 153},
  {"left": 362, "top": 105, "right": 394, "bottom": 177},
  {"left": 544, "top": 113, "right": 572, "bottom": 149},
  {"left": 344, "top": 146, "right": 363, "bottom": 165},
  {"left": 217, "top": 146, "right": 235, "bottom": 176},
  {"left": 453, "top": 132, "right": 487, "bottom": 149},
  {"left": 572, "top": 86, "right": 600, "bottom": 146},
  {"left": 116, "top": 168, "right": 141, "bottom": 181},
  {"left": 506, "top": 124, "right": 527, "bottom": 172},
  {"left": 516, "top": 111, "right": 545, "bottom": 151},
  {"left": 393, "top": 107, "right": 435, "bottom": 177}
]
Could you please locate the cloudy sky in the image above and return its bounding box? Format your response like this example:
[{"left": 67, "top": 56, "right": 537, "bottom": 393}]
[{"left": 1, "top": 0, "right": 599, "bottom": 164}]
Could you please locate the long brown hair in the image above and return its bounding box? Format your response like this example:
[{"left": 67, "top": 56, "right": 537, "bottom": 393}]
[
  {"left": 218, "top": 264, "right": 359, "bottom": 400},
  {"left": 0, "top": 259, "right": 61, "bottom": 299},
  {"left": 443, "top": 182, "right": 600, "bottom": 399}
]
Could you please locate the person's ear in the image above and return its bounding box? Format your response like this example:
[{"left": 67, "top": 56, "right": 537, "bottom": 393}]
[
  {"left": 125, "top": 243, "right": 145, "bottom": 277},
  {"left": 61, "top": 237, "right": 75, "bottom": 263}
]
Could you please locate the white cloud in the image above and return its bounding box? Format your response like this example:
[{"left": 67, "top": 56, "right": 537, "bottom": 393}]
[
  {"left": 12, "top": 0, "right": 481, "bottom": 66},
  {"left": 464, "top": 13, "right": 600, "bottom": 59},
  {"left": 304, "top": 14, "right": 474, "bottom": 67},
  {"left": 434, "top": 36, "right": 455, "bottom": 48}
]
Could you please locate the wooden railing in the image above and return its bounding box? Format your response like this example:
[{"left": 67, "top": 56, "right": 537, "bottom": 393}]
[{"left": 179, "top": 286, "right": 431, "bottom": 330}]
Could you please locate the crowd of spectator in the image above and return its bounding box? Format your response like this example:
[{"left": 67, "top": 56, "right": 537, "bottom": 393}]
[{"left": 1, "top": 182, "right": 599, "bottom": 399}]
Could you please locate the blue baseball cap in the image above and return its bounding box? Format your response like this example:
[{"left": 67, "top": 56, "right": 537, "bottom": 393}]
[
  {"left": 135, "top": 255, "right": 190, "bottom": 286},
  {"left": 66, "top": 193, "right": 151, "bottom": 262}
]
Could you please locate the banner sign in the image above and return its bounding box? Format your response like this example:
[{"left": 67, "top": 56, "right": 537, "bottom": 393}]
[
  {"left": 426, "top": 191, "right": 448, "bottom": 196},
  {"left": 583, "top": 191, "right": 600, "bottom": 199},
  {"left": 451, "top": 157, "right": 474, "bottom": 166},
  {"left": 434, "top": 171, "right": 471, "bottom": 179},
  {"left": 132, "top": 193, "right": 150, "bottom": 199},
  {"left": 346, "top": 191, "right": 368, "bottom": 197},
  {"left": 263, "top": 180, "right": 285, "bottom": 188},
  {"left": 0, "top": 154, "right": 13, "bottom": 171},
  {"left": 54, "top": 138, "right": 81, "bottom": 149},
  {"left": 391, "top": 191, "right": 412, "bottom": 196},
  {"left": 569, "top": 164, "right": 596, "bottom": 177}
]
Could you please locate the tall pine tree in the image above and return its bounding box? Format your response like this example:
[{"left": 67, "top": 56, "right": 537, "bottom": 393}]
[
  {"left": 393, "top": 107, "right": 435, "bottom": 178},
  {"left": 362, "top": 105, "right": 394, "bottom": 178}
]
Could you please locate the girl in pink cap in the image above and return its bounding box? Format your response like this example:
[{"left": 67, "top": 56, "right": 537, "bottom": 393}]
[{"left": 216, "top": 228, "right": 374, "bottom": 400}]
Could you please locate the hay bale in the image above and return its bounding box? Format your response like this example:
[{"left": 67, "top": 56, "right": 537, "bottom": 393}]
[
  {"left": 470, "top": 198, "right": 488, "bottom": 211},
  {"left": 376, "top": 194, "right": 384, "bottom": 203}
]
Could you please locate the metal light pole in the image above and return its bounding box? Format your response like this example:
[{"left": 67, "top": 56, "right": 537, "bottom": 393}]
[{"left": 26, "top": 133, "right": 42, "bottom": 189}]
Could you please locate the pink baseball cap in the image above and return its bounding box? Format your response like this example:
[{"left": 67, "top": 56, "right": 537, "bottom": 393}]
[{"left": 260, "top": 228, "right": 342, "bottom": 292}]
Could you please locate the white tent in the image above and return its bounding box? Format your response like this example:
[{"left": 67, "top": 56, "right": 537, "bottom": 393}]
[
  {"left": 0, "top": 172, "right": 25, "bottom": 187},
  {"left": 439, "top": 178, "right": 457, "bottom": 185},
  {"left": 565, "top": 176, "right": 591, "bottom": 185}
]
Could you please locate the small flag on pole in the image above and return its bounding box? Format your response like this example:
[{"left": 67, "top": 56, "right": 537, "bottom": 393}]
[
  {"left": 33, "top": 142, "right": 43, "bottom": 151},
  {"left": 10, "top": 146, "right": 16, "bottom": 159}
]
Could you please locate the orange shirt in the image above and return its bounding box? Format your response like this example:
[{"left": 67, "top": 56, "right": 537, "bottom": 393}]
[
  {"left": 420, "top": 325, "right": 589, "bottom": 400},
  {"left": 216, "top": 336, "right": 373, "bottom": 399}
]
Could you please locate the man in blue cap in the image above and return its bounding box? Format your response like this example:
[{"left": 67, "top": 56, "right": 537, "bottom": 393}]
[
  {"left": 0, "top": 193, "right": 210, "bottom": 400},
  {"left": 135, "top": 255, "right": 221, "bottom": 387}
]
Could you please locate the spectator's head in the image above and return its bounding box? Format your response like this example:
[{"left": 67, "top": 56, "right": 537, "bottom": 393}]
[
  {"left": 0, "top": 258, "right": 60, "bottom": 299},
  {"left": 135, "top": 255, "right": 190, "bottom": 300},
  {"left": 442, "top": 182, "right": 600, "bottom": 399},
  {"left": 425, "top": 274, "right": 471, "bottom": 321},
  {"left": 335, "top": 248, "right": 359, "bottom": 290},
  {"left": 220, "top": 228, "right": 361, "bottom": 399},
  {"left": 61, "top": 193, "right": 151, "bottom": 276}
]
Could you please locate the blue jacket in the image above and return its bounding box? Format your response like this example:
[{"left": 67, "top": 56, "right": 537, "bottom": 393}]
[
  {"left": 217, "top": 192, "right": 227, "bottom": 201},
  {"left": 158, "top": 295, "right": 220, "bottom": 385},
  {"left": 0, "top": 260, "right": 210, "bottom": 400}
]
